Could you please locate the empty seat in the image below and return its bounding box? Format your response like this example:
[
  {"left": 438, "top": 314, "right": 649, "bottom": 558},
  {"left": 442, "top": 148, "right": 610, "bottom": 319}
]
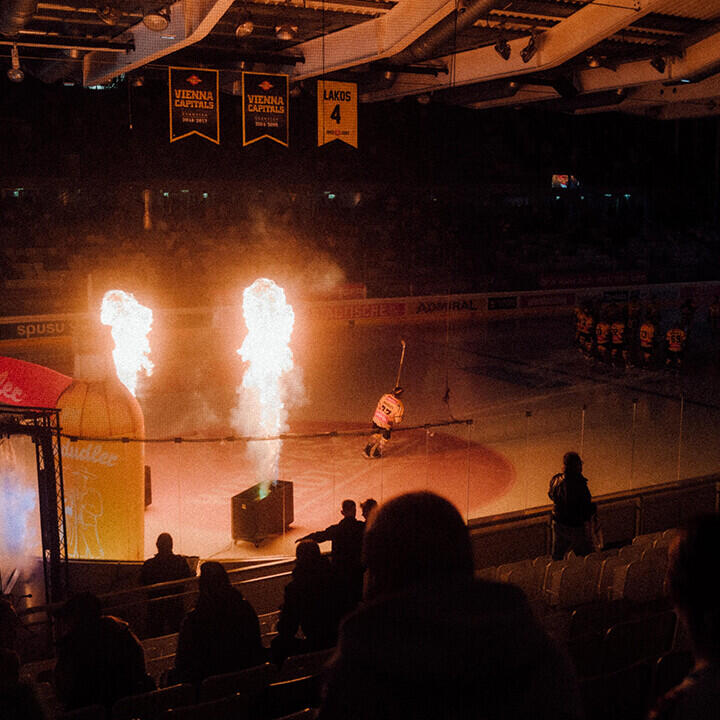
[
  {"left": 602, "top": 611, "right": 677, "bottom": 674},
  {"left": 277, "top": 649, "right": 333, "bottom": 682},
  {"left": 611, "top": 558, "right": 666, "bottom": 604},
  {"left": 111, "top": 684, "right": 195, "bottom": 720},
  {"left": 162, "top": 693, "right": 250, "bottom": 720},
  {"left": 265, "top": 675, "right": 320, "bottom": 719},
  {"left": 474, "top": 566, "right": 497, "bottom": 582},
  {"left": 597, "top": 556, "right": 628, "bottom": 601},
  {"left": 545, "top": 560, "right": 597, "bottom": 607},
  {"left": 632, "top": 532, "right": 662, "bottom": 547},
  {"left": 496, "top": 559, "right": 533, "bottom": 583},
  {"left": 618, "top": 543, "right": 646, "bottom": 563},
  {"left": 199, "top": 662, "right": 276, "bottom": 703}
]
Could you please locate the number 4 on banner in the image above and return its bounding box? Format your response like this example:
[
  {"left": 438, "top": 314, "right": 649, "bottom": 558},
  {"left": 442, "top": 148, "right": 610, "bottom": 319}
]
[{"left": 317, "top": 80, "right": 358, "bottom": 148}]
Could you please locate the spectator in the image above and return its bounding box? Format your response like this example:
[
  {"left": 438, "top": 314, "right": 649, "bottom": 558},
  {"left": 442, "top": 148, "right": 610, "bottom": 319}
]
[
  {"left": 173, "top": 562, "right": 265, "bottom": 684},
  {"left": 318, "top": 491, "right": 583, "bottom": 720},
  {"left": 548, "top": 452, "right": 596, "bottom": 560},
  {"left": 297, "top": 500, "right": 365, "bottom": 612},
  {"left": 54, "top": 592, "right": 152, "bottom": 711},
  {"left": 0, "top": 595, "right": 24, "bottom": 652},
  {"left": 140, "top": 532, "right": 193, "bottom": 637},
  {"left": 648, "top": 514, "right": 720, "bottom": 719},
  {"left": 360, "top": 498, "right": 378, "bottom": 523},
  {"left": 0, "top": 648, "right": 45, "bottom": 720},
  {"left": 271, "top": 540, "right": 342, "bottom": 666}
]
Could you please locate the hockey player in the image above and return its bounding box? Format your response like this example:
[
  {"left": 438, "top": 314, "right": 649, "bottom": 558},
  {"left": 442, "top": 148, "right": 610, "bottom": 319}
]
[
  {"left": 665, "top": 324, "right": 687, "bottom": 371},
  {"left": 594, "top": 309, "right": 611, "bottom": 364},
  {"left": 610, "top": 309, "right": 628, "bottom": 368},
  {"left": 363, "top": 387, "right": 404, "bottom": 459},
  {"left": 639, "top": 314, "right": 657, "bottom": 368}
]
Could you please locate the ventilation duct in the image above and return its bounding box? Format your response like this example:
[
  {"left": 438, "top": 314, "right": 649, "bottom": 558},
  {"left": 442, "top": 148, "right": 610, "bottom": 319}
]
[
  {"left": 390, "top": 0, "right": 500, "bottom": 67},
  {"left": 0, "top": 0, "right": 38, "bottom": 36}
]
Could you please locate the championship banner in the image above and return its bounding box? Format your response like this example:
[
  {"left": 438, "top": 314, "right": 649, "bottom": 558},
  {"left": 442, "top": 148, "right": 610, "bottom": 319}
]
[
  {"left": 0, "top": 355, "right": 73, "bottom": 408},
  {"left": 169, "top": 66, "right": 220, "bottom": 144},
  {"left": 317, "top": 80, "right": 357, "bottom": 148},
  {"left": 242, "top": 72, "right": 288, "bottom": 147}
]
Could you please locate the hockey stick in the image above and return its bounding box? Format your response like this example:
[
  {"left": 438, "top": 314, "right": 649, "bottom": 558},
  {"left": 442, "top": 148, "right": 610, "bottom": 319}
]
[{"left": 395, "top": 339, "right": 407, "bottom": 388}]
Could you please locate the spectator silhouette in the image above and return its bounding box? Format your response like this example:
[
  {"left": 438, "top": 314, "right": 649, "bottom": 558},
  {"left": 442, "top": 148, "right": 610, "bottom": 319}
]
[
  {"left": 271, "top": 540, "right": 342, "bottom": 666},
  {"left": 298, "top": 499, "right": 365, "bottom": 612},
  {"left": 173, "top": 561, "right": 265, "bottom": 684},
  {"left": 0, "top": 594, "right": 24, "bottom": 652},
  {"left": 140, "top": 532, "right": 193, "bottom": 637},
  {"left": 549, "top": 452, "right": 596, "bottom": 560},
  {"left": 0, "top": 647, "right": 45, "bottom": 720},
  {"left": 318, "top": 491, "right": 583, "bottom": 720},
  {"left": 649, "top": 514, "right": 720, "bottom": 719},
  {"left": 54, "top": 592, "right": 152, "bottom": 711},
  {"left": 360, "top": 498, "right": 378, "bottom": 523}
]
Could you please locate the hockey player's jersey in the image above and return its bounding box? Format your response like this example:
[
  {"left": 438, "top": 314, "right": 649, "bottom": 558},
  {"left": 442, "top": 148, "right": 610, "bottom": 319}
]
[
  {"left": 639, "top": 322, "right": 655, "bottom": 349},
  {"left": 610, "top": 321, "right": 626, "bottom": 346},
  {"left": 595, "top": 321, "right": 610, "bottom": 345},
  {"left": 666, "top": 328, "right": 686, "bottom": 353},
  {"left": 373, "top": 393, "right": 404, "bottom": 430}
]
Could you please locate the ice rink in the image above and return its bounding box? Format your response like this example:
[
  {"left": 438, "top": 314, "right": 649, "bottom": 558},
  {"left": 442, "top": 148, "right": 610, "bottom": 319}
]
[{"left": 132, "top": 310, "right": 720, "bottom": 561}]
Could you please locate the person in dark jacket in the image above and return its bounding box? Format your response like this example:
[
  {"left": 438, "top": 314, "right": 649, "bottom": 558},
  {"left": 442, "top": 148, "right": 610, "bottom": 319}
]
[
  {"left": 548, "top": 452, "right": 596, "bottom": 560},
  {"left": 317, "top": 492, "right": 583, "bottom": 720},
  {"left": 173, "top": 561, "right": 265, "bottom": 684},
  {"left": 0, "top": 648, "right": 46, "bottom": 720},
  {"left": 140, "top": 532, "right": 193, "bottom": 637},
  {"left": 54, "top": 592, "right": 152, "bottom": 711},
  {"left": 271, "top": 540, "right": 342, "bottom": 666},
  {"left": 297, "top": 499, "right": 365, "bottom": 611}
]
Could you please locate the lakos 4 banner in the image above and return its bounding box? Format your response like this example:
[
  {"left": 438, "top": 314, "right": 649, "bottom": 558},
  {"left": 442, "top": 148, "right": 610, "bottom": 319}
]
[
  {"left": 317, "top": 80, "right": 357, "bottom": 148},
  {"left": 169, "top": 66, "right": 220, "bottom": 144},
  {"left": 242, "top": 72, "right": 289, "bottom": 147}
]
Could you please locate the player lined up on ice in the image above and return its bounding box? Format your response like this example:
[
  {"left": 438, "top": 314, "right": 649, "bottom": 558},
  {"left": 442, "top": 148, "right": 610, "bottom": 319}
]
[{"left": 363, "top": 386, "right": 405, "bottom": 459}]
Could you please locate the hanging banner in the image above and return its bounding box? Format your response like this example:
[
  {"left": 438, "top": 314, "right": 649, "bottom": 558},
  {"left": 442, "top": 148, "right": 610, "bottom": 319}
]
[
  {"left": 317, "top": 80, "right": 358, "bottom": 148},
  {"left": 168, "top": 66, "right": 220, "bottom": 144},
  {"left": 242, "top": 72, "right": 289, "bottom": 147}
]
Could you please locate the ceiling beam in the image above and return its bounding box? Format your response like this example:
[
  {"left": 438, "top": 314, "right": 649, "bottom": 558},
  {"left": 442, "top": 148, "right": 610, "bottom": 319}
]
[{"left": 83, "top": 0, "right": 235, "bottom": 87}]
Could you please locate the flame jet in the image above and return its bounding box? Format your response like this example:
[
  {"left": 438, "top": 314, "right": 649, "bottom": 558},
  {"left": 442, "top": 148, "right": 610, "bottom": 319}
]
[
  {"left": 236, "top": 278, "right": 295, "bottom": 495},
  {"left": 100, "top": 290, "right": 154, "bottom": 396}
]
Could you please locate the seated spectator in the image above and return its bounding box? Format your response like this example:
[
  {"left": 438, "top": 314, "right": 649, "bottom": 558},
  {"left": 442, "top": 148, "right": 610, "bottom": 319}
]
[
  {"left": 172, "top": 561, "right": 265, "bottom": 684},
  {"left": 0, "top": 647, "right": 45, "bottom": 720},
  {"left": 140, "top": 532, "right": 193, "bottom": 637},
  {"left": 54, "top": 592, "right": 153, "bottom": 711},
  {"left": 648, "top": 514, "right": 720, "bottom": 719},
  {"left": 271, "top": 540, "right": 342, "bottom": 666},
  {"left": 318, "top": 491, "right": 583, "bottom": 720}
]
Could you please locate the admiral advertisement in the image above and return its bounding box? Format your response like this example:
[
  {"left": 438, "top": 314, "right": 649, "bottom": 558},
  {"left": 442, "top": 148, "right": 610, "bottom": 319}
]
[
  {"left": 169, "top": 67, "right": 220, "bottom": 144},
  {"left": 243, "top": 72, "right": 289, "bottom": 147}
]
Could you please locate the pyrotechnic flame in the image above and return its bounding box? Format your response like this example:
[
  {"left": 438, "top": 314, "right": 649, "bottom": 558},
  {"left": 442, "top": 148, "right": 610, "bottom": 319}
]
[
  {"left": 100, "top": 290, "right": 154, "bottom": 396},
  {"left": 236, "top": 279, "right": 295, "bottom": 491}
]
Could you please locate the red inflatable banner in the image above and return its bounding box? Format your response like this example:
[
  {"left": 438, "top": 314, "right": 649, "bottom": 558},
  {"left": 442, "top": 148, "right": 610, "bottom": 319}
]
[{"left": 0, "top": 356, "right": 73, "bottom": 408}]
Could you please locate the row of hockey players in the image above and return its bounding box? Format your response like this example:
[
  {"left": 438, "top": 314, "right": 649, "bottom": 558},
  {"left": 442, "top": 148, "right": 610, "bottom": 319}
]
[{"left": 573, "top": 297, "right": 709, "bottom": 370}]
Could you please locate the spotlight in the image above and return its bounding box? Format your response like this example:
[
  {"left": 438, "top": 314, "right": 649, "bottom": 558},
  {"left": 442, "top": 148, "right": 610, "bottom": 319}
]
[
  {"left": 142, "top": 6, "right": 170, "bottom": 32},
  {"left": 586, "top": 55, "right": 601, "bottom": 69},
  {"left": 494, "top": 36, "right": 511, "bottom": 61},
  {"left": 275, "top": 24, "right": 297, "bottom": 41},
  {"left": 650, "top": 56, "right": 666, "bottom": 74},
  {"left": 235, "top": 11, "right": 254, "bottom": 38},
  {"left": 97, "top": 6, "right": 121, "bottom": 25},
  {"left": 7, "top": 44, "right": 24, "bottom": 83},
  {"left": 520, "top": 31, "right": 537, "bottom": 63}
]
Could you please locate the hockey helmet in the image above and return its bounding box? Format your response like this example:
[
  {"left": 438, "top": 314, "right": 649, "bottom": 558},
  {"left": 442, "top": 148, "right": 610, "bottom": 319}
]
[{"left": 393, "top": 386, "right": 404, "bottom": 396}]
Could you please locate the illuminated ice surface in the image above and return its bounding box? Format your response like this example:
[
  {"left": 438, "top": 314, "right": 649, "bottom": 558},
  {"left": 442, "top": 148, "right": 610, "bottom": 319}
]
[{"left": 138, "top": 314, "right": 720, "bottom": 561}]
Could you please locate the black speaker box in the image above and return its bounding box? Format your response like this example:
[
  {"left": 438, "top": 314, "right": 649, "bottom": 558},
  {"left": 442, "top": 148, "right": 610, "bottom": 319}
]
[{"left": 231, "top": 480, "right": 294, "bottom": 544}]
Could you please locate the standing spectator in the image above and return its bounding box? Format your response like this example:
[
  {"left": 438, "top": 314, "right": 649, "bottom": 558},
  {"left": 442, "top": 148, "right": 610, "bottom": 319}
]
[
  {"left": 271, "top": 540, "right": 342, "bottom": 666},
  {"left": 140, "top": 532, "right": 193, "bottom": 637},
  {"left": 297, "top": 500, "right": 365, "bottom": 612},
  {"left": 648, "top": 514, "right": 720, "bottom": 719},
  {"left": 54, "top": 592, "right": 152, "bottom": 711},
  {"left": 360, "top": 498, "right": 378, "bottom": 523},
  {"left": 318, "top": 492, "right": 583, "bottom": 720},
  {"left": 173, "top": 562, "right": 264, "bottom": 684},
  {"left": 548, "top": 452, "right": 596, "bottom": 560}
]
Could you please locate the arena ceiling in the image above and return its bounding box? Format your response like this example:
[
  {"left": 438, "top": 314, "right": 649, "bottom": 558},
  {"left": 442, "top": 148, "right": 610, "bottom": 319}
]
[{"left": 1, "top": 0, "right": 720, "bottom": 118}]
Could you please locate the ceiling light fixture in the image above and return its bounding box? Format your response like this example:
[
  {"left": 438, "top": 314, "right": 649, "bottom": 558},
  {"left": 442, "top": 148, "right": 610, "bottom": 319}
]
[
  {"left": 650, "top": 56, "right": 666, "bottom": 74},
  {"left": 235, "top": 10, "right": 254, "bottom": 38},
  {"left": 275, "top": 24, "right": 297, "bottom": 41},
  {"left": 494, "top": 35, "right": 511, "bottom": 61},
  {"left": 143, "top": 6, "right": 171, "bottom": 32},
  {"left": 97, "top": 6, "right": 121, "bottom": 25},
  {"left": 7, "top": 44, "right": 24, "bottom": 83},
  {"left": 520, "top": 31, "right": 537, "bottom": 64},
  {"left": 586, "top": 55, "right": 601, "bottom": 69}
]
